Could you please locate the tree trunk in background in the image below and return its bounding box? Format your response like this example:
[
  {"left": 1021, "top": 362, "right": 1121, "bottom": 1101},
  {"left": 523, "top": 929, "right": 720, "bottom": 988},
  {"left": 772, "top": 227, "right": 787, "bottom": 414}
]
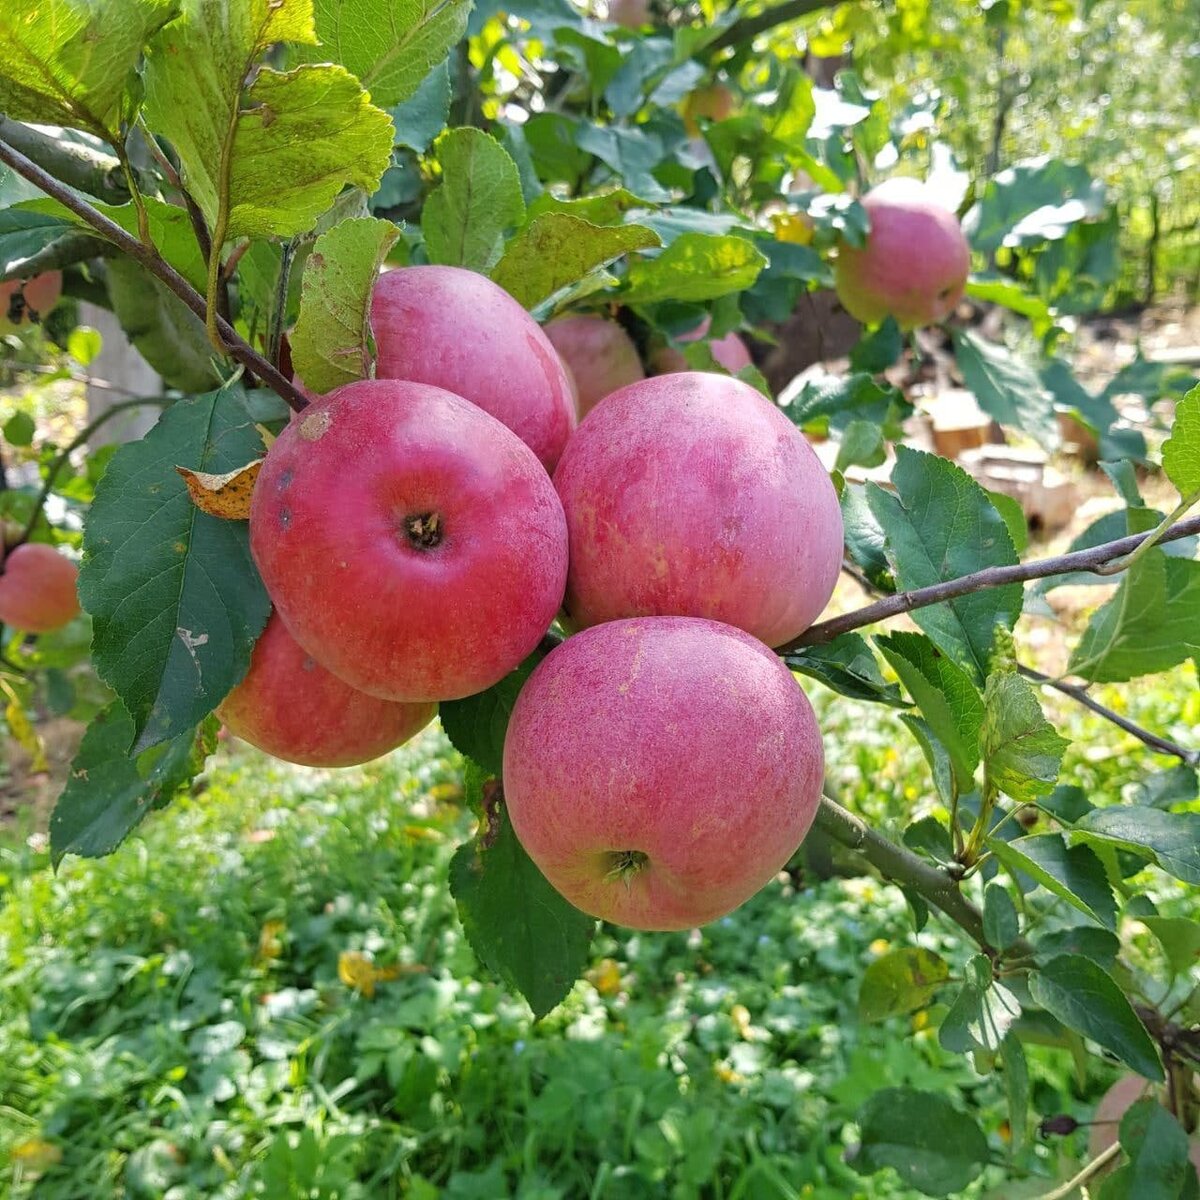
[
  {"left": 1144, "top": 192, "right": 1160, "bottom": 309},
  {"left": 78, "top": 303, "right": 161, "bottom": 446}
]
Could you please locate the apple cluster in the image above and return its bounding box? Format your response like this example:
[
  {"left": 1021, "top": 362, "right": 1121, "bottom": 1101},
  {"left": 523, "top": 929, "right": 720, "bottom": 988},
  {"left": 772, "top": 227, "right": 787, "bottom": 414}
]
[{"left": 231, "top": 264, "right": 843, "bottom": 929}]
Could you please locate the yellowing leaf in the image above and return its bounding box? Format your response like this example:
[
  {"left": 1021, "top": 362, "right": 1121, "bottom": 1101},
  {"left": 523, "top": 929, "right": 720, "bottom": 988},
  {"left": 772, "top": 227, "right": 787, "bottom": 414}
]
[
  {"left": 771, "top": 212, "right": 814, "bottom": 245},
  {"left": 176, "top": 459, "right": 263, "bottom": 520},
  {"left": 10, "top": 1138, "right": 62, "bottom": 1175},
  {"left": 257, "top": 918, "right": 286, "bottom": 961},
  {"left": 337, "top": 950, "right": 420, "bottom": 997},
  {"left": 1, "top": 678, "right": 47, "bottom": 773},
  {"left": 587, "top": 957, "right": 622, "bottom": 996}
]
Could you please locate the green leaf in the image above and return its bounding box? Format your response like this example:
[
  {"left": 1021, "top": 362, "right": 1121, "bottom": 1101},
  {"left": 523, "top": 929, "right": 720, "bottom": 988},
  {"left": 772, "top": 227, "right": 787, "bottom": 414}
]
[
  {"left": 952, "top": 330, "right": 1057, "bottom": 444},
  {"left": 853, "top": 1088, "right": 989, "bottom": 1197},
  {"left": 0, "top": 0, "right": 179, "bottom": 138},
  {"left": 450, "top": 781, "right": 595, "bottom": 1019},
  {"left": 850, "top": 316, "right": 902, "bottom": 373},
  {"left": 389, "top": 60, "right": 452, "bottom": 153},
  {"left": 1069, "top": 555, "right": 1200, "bottom": 683},
  {"left": 783, "top": 372, "right": 909, "bottom": 438},
  {"left": 903, "top": 814, "right": 955, "bottom": 864},
  {"left": 3, "top": 411, "right": 35, "bottom": 447},
  {"left": 835, "top": 419, "right": 887, "bottom": 473},
  {"left": 987, "top": 490, "right": 1028, "bottom": 555},
  {"left": 1000, "top": 1035, "right": 1029, "bottom": 1153},
  {"left": 290, "top": 216, "right": 399, "bottom": 395},
  {"left": 1071, "top": 807, "right": 1200, "bottom": 886},
  {"left": 1162, "top": 384, "right": 1200, "bottom": 498},
  {"left": 295, "top": 0, "right": 471, "bottom": 108},
  {"left": 0, "top": 205, "right": 85, "bottom": 278},
  {"left": 50, "top": 704, "right": 216, "bottom": 866},
  {"left": 867, "top": 447, "right": 1022, "bottom": 682},
  {"left": 1132, "top": 765, "right": 1197, "bottom": 811},
  {"left": 78, "top": 384, "right": 271, "bottom": 753},
  {"left": 1141, "top": 916, "right": 1200, "bottom": 978},
  {"left": 983, "top": 884, "right": 1019, "bottom": 951},
  {"left": 422, "top": 128, "right": 526, "bottom": 273},
  {"left": 1099, "top": 1100, "right": 1194, "bottom": 1200},
  {"left": 1034, "top": 925, "right": 1119, "bottom": 969},
  {"left": 858, "top": 948, "right": 950, "bottom": 1022},
  {"left": 841, "top": 482, "right": 892, "bottom": 591},
  {"left": 1028, "top": 955, "right": 1162, "bottom": 1081},
  {"left": 66, "top": 325, "right": 102, "bottom": 367},
  {"left": 938, "top": 955, "right": 1021, "bottom": 1055},
  {"left": 981, "top": 671, "right": 1068, "bottom": 802},
  {"left": 439, "top": 652, "right": 545, "bottom": 780},
  {"left": 620, "top": 233, "right": 767, "bottom": 306},
  {"left": 877, "top": 632, "right": 982, "bottom": 792},
  {"left": 144, "top": 2, "right": 393, "bottom": 240},
  {"left": 966, "top": 276, "right": 1054, "bottom": 337},
  {"left": 783, "top": 633, "right": 906, "bottom": 707},
  {"left": 491, "top": 213, "right": 660, "bottom": 311},
  {"left": 576, "top": 122, "right": 672, "bottom": 202},
  {"left": 899, "top": 717, "right": 957, "bottom": 810},
  {"left": 985, "top": 834, "right": 1116, "bottom": 929}
]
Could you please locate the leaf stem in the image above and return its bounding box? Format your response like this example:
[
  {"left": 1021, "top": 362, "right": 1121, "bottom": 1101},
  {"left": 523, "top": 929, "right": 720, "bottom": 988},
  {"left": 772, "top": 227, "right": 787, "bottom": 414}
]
[
  {"left": 1093, "top": 488, "right": 1200, "bottom": 576},
  {"left": 783, "top": 511, "right": 1200, "bottom": 652},
  {"left": 0, "top": 136, "right": 308, "bottom": 413}
]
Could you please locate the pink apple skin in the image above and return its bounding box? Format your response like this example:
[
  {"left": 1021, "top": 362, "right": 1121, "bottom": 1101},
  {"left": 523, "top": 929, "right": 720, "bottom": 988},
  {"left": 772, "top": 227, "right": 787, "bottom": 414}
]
[
  {"left": 250, "top": 379, "right": 569, "bottom": 702},
  {"left": 218, "top": 612, "right": 436, "bottom": 767},
  {"left": 608, "top": 0, "right": 650, "bottom": 27},
  {"left": 503, "top": 617, "right": 824, "bottom": 930},
  {"left": 544, "top": 314, "right": 645, "bottom": 419},
  {"left": 0, "top": 272, "right": 62, "bottom": 330},
  {"left": 0, "top": 543, "right": 80, "bottom": 632},
  {"left": 371, "top": 266, "right": 576, "bottom": 472},
  {"left": 553, "top": 372, "right": 844, "bottom": 647},
  {"left": 834, "top": 178, "right": 970, "bottom": 330},
  {"left": 650, "top": 314, "right": 752, "bottom": 375}
]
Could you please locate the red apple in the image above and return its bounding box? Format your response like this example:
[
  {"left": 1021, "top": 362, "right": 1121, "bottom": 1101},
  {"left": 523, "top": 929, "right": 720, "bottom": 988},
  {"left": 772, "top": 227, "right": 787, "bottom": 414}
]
[
  {"left": 0, "top": 271, "right": 62, "bottom": 331},
  {"left": 553, "top": 372, "right": 843, "bottom": 647},
  {"left": 1088, "top": 1075, "right": 1200, "bottom": 1178},
  {"left": 250, "top": 379, "right": 569, "bottom": 702},
  {"left": 683, "top": 84, "right": 735, "bottom": 135},
  {"left": 218, "top": 612, "right": 436, "bottom": 766},
  {"left": 371, "top": 266, "right": 576, "bottom": 472},
  {"left": 0, "top": 543, "right": 80, "bottom": 632},
  {"left": 650, "top": 314, "right": 752, "bottom": 376},
  {"left": 834, "top": 178, "right": 970, "bottom": 329},
  {"left": 544, "top": 314, "right": 645, "bottom": 419},
  {"left": 503, "top": 616, "right": 824, "bottom": 930},
  {"left": 608, "top": 0, "right": 649, "bottom": 27}
]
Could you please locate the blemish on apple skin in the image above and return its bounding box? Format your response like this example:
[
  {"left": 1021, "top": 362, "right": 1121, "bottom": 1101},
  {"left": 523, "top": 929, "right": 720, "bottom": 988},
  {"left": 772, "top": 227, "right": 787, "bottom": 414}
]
[
  {"left": 299, "top": 410, "right": 332, "bottom": 441},
  {"left": 279, "top": 507, "right": 291, "bottom": 529}
]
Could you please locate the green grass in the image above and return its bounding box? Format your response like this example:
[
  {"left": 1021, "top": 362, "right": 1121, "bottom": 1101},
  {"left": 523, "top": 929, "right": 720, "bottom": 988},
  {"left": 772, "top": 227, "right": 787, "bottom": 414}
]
[{"left": 2, "top": 665, "right": 1197, "bottom": 1198}]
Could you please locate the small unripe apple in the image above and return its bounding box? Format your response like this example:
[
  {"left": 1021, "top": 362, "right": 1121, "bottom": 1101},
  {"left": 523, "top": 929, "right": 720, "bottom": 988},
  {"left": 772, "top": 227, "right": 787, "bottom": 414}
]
[
  {"left": 250, "top": 379, "right": 569, "bottom": 702},
  {"left": 683, "top": 84, "right": 735, "bottom": 134},
  {"left": 0, "top": 272, "right": 63, "bottom": 331},
  {"left": 218, "top": 612, "right": 435, "bottom": 766},
  {"left": 553, "top": 372, "right": 843, "bottom": 647},
  {"left": 650, "top": 314, "right": 752, "bottom": 376},
  {"left": 0, "top": 543, "right": 80, "bottom": 632},
  {"left": 608, "top": 0, "right": 649, "bottom": 27},
  {"left": 834, "top": 178, "right": 970, "bottom": 329},
  {"left": 371, "top": 265, "right": 576, "bottom": 472},
  {"left": 544, "top": 314, "right": 645, "bottom": 419},
  {"left": 503, "top": 616, "right": 825, "bottom": 930}
]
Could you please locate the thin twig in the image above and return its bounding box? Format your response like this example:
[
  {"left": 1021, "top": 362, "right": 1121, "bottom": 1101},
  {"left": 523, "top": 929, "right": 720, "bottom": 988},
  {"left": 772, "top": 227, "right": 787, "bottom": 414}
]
[
  {"left": 11, "top": 397, "right": 171, "bottom": 550},
  {"left": 266, "top": 239, "right": 298, "bottom": 370},
  {"left": 0, "top": 137, "right": 308, "bottom": 413},
  {"left": 8, "top": 364, "right": 141, "bottom": 396},
  {"left": 1022, "top": 666, "right": 1200, "bottom": 767},
  {"left": 783, "top": 512, "right": 1200, "bottom": 652},
  {"left": 710, "top": 0, "right": 843, "bottom": 51},
  {"left": 1035, "top": 1142, "right": 1122, "bottom": 1200}
]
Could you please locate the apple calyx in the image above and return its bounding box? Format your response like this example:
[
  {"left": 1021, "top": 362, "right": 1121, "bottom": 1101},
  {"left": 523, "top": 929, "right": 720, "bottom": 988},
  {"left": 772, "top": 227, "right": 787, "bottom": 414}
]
[
  {"left": 605, "top": 849, "right": 650, "bottom": 885},
  {"left": 403, "top": 511, "right": 443, "bottom": 549}
]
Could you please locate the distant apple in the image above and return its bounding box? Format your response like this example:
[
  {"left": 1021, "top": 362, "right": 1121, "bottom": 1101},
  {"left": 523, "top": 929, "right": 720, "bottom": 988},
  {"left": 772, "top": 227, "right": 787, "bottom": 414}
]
[
  {"left": 834, "top": 177, "right": 970, "bottom": 329},
  {"left": 0, "top": 272, "right": 62, "bottom": 331},
  {"left": 608, "top": 0, "right": 650, "bottom": 27},
  {"left": 544, "top": 314, "right": 645, "bottom": 418},
  {"left": 0, "top": 543, "right": 79, "bottom": 633},
  {"left": 650, "top": 314, "right": 752, "bottom": 375}
]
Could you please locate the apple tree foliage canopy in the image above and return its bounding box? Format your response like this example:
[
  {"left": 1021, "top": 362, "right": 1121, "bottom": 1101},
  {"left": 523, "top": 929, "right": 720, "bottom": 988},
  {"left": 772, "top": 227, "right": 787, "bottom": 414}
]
[{"left": 1, "top": 0, "right": 1199, "bottom": 1194}]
